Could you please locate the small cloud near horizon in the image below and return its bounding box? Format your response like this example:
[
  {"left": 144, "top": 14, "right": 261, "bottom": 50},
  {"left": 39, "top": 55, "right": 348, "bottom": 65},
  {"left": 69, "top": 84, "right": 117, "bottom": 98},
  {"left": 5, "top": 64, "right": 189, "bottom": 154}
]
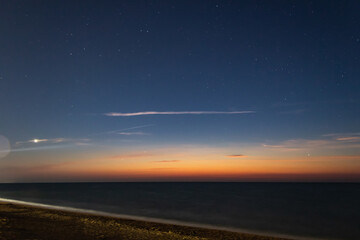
[
  {"left": 152, "top": 160, "right": 181, "bottom": 163},
  {"left": 109, "top": 153, "right": 154, "bottom": 159},
  {"left": 226, "top": 154, "right": 246, "bottom": 158}
]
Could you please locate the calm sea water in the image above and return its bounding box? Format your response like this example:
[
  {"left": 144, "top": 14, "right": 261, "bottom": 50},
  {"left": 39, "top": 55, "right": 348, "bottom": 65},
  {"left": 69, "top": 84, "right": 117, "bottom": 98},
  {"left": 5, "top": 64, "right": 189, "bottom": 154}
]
[{"left": 0, "top": 182, "right": 359, "bottom": 239}]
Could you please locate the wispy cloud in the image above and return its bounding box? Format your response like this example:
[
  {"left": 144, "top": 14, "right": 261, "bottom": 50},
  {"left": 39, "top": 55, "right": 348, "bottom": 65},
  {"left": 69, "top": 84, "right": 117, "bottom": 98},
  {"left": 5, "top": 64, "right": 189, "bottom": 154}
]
[
  {"left": 226, "top": 154, "right": 246, "bottom": 158},
  {"left": 115, "top": 131, "right": 149, "bottom": 136},
  {"left": 30, "top": 139, "right": 49, "bottom": 143},
  {"left": 263, "top": 139, "right": 333, "bottom": 151},
  {"left": 16, "top": 138, "right": 49, "bottom": 145},
  {"left": 118, "top": 124, "right": 155, "bottom": 131},
  {"left": 323, "top": 132, "right": 360, "bottom": 137},
  {"left": 4, "top": 145, "right": 65, "bottom": 153},
  {"left": 104, "top": 111, "right": 255, "bottom": 117},
  {"left": 336, "top": 136, "right": 360, "bottom": 142},
  {"left": 152, "top": 160, "right": 181, "bottom": 163},
  {"left": 15, "top": 138, "right": 90, "bottom": 146},
  {"left": 262, "top": 136, "right": 360, "bottom": 153},
  {"left": 90, "top": 124, "right": 154, "bottom": 136},
  {"left": 322, "top": 133, "right": 360, "bottom": 142}
]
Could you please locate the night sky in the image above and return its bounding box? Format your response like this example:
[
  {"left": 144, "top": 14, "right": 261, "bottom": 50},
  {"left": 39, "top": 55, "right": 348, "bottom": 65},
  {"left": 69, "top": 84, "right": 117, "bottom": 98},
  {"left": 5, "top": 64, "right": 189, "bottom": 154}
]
[{"left": 0, "top": 1, "right": 359, "bottom": 182}]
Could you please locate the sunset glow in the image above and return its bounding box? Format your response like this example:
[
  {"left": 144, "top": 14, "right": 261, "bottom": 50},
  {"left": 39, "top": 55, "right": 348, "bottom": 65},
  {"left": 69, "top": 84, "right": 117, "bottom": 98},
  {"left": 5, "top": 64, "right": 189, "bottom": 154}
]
[{"left": 0, "top": 1, "right": 359, "bottom": 183}]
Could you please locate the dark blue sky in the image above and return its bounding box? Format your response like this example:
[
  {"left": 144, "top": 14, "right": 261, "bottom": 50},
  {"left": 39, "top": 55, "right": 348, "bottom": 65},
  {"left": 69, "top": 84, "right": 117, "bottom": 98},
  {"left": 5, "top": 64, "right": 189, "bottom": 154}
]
[{"left": 0, "top": 1, "right": 359, "bottom": 182}]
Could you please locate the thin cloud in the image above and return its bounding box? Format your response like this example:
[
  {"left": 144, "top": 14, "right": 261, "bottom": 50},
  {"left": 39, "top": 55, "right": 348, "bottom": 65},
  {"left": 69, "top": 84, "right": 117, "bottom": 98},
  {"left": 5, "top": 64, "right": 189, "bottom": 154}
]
[
  {"left": 15, "top": 138, "right": 49, "bottom": 145},
  {"left": 226, "top": 154, "right": 246, "bottom": 158},
  {"left": 16, "top": 138, "right": 49, "bottom": 145},
  {"left": 15, "top": 138, "right": 90, "bottom": 146},
  {"left": 104, "top": 111, "right": 255, "bottom": 117},
  {"left": 152, "top": 160, "right": 181, "bottom": 163},
  {"left": 262, "top": 137, "right": 360, "bottom": 153},
  {"left": 118, "top": 124, "right": 154, "bottom": 131},
  {"left": 336, "top": 136, "right": 360, "bottom": 142},
  {"left": 323, "top": 132, "right": 360, "bottom": 137},
  {"left": 6, "top": 145, "right": 65, "bottom": 153},
  {"left": 116, "top": 131, "right": 149, "bottom": 136},
  {"left": 322, "top": 133, "right": 360, "bottom": 142},
  {"left": 74, "top": 142, "right": 92, "bottom": 146},
  {"left": 262, "top": 140, "right": 331, "bottom": 151},
  {"left": 90, "top": 124, "right": 154, "bottom": 136}
]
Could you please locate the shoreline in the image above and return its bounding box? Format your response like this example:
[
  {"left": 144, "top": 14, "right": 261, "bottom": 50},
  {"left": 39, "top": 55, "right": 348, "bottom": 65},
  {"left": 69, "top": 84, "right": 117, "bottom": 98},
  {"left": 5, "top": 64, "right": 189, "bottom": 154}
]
[{"left": 0, "top": 197, "right": 314, "bottom": 240}]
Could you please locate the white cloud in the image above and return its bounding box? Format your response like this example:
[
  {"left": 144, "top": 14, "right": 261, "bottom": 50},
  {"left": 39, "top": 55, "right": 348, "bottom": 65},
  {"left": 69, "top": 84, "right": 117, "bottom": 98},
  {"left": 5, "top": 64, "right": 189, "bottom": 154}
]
[
  {"left": 104, "top": 111, "right": 255, "bottom": 117},
  {"left": 322, "top": 133, "right": 360, "bottom": 142},
  {"left": 115, "top": 131, "right": 149, "bottom": 136},
  {"left": 336, "top": 136, "right": 360, "bottom": 142}
]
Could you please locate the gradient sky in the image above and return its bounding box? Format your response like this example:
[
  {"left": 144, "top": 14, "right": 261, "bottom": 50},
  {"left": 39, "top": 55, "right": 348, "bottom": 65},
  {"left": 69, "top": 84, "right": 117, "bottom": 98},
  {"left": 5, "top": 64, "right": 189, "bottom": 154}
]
[{"left": 0, "top": 0, "right": 359, "bottom": 182}]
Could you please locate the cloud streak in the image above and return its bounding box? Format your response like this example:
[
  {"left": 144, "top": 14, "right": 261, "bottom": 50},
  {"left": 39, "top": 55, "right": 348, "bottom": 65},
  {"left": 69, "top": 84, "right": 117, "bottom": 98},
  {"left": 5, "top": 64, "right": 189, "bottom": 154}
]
[
  {"left": 118, "top": 124, "right": 155, "bottom": 131},
  {"left": 116, "top": 131, "right": 149, "bottom": 136},
  {"left": 90, "top": 124, "right": 154, "bottom": 136},
  {"left": 104, "top": 111, "right": 255, "bottom": 117},
  {"left": 337, "top": 137, "right": 360, "bottom": 141},
  {"left": 226, "top": 154, "right": 246, "bottom": 158},
  {"left": 3, "top": 145, "right": 65, "bottom": 153},
  {"left": 323, "top": 133, "right": 360, "bottom": 142},
  {"left": 262, "top": 136, "right": 360, "bottom": 153},
  {"left": 152, "top": 160, "right": 181, "bottom": 163},
  {"left": 15, "top": 138, "right": 90, "bottom": 146}
]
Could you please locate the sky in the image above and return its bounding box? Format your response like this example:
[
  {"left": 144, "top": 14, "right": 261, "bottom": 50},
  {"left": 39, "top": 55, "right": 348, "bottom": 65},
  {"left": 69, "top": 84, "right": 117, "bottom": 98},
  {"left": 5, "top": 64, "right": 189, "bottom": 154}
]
[{"left": 0, "top": 0, "right": 359, "bottom": 182}]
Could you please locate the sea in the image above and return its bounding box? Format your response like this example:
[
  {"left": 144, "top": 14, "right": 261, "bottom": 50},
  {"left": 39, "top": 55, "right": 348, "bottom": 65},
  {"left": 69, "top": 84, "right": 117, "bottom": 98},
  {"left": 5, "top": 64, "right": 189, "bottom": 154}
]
[{"left": 0, "top": 182, "right": 359, "bottom": 240}]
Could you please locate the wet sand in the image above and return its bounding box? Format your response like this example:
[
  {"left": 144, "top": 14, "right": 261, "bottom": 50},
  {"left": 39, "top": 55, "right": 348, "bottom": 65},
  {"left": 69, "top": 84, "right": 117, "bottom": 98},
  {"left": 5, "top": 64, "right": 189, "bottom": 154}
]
[{"left": 0, "top": 201, "right": 291, "bottom": 240}]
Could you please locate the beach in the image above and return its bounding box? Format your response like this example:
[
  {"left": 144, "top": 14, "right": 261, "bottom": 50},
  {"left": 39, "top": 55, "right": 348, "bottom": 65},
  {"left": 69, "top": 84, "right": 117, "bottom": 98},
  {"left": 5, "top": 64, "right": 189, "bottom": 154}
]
[{"left": 0, "top": 201, "right": 290, "bottom": 240}]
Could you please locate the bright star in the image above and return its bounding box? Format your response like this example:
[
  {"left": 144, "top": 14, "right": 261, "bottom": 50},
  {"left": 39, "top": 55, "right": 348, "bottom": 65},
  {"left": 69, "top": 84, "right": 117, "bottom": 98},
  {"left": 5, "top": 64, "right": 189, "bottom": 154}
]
[{"left": 29, "top": 138, "right": 48, "bottom": 144}]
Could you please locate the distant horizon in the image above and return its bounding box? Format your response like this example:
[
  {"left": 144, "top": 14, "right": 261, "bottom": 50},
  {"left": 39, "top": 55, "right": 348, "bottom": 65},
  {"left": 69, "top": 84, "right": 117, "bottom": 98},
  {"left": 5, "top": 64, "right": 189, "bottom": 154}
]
[{"left": 2, "top": 176, "right": 360, "bottom": 184}]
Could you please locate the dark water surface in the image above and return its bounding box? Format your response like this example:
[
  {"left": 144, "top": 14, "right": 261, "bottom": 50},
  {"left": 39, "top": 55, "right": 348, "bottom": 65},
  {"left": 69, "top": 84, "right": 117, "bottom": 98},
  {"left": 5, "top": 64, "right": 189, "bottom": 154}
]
[{"left": 0, "top": 182, "right": 359, "bottom": 239}]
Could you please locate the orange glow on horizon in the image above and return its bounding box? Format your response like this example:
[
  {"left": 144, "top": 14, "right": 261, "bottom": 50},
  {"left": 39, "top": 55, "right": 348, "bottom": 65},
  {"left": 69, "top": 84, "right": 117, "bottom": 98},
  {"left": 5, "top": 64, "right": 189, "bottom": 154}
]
[{"left": 3, "top": 152, "right": 359, "bottom": 182}]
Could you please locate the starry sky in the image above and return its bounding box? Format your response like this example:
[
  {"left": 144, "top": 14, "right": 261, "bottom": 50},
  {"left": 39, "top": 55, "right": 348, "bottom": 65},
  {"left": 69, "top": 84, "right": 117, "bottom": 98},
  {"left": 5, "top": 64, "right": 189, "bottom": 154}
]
[{"left": 0, "top": 0, "right": 359, "bottom": 182}]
